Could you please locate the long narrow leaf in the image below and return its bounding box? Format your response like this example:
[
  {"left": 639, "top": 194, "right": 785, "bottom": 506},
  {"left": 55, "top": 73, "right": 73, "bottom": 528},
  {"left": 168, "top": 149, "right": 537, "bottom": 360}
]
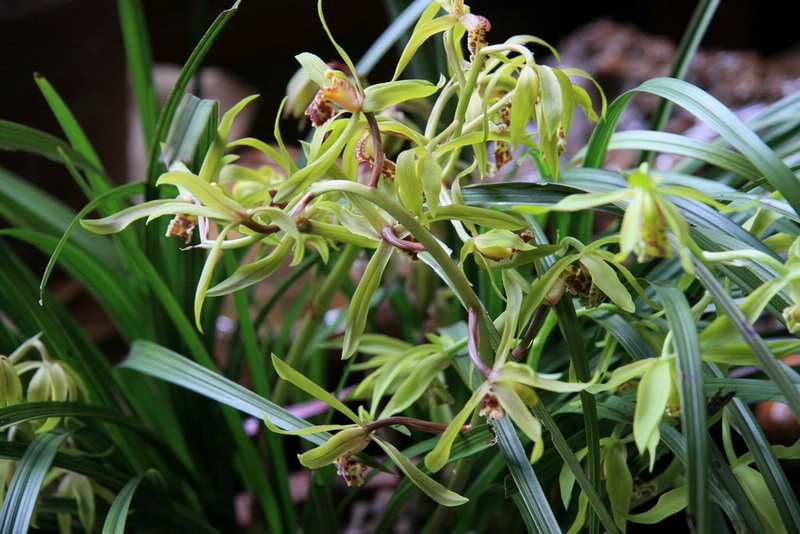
[
  {"left": 585, "top": 78, "right": 800, "bottom": 215},
  {"left": 644, "top": 0, "right": 721, "bottom": 137},
  {"left": 707, "top": 367, "right": 800, "bottom": 531},
  {"left": 0, "top": 431, "right": 72, "bottom": 533},
  {"left": 117, "top": 0, "right": 159, "bottom": 145},
  {"left": 652, "top": 283, "right": 708, "bottom": 532},
  {"left": 102, "top": 473, "right": 147, "bottom": 534},
  {"left": 694, "top": 260, "right": 800, "bottom": 420},
  {"left": 493, "top": 418, "right": 562, "bottom": 533},
  {"left": 533, "top": 404, "right": 620, "bottom": 534},
  {"left": 356, "top": 0, "right": 433, "bottom": 76},
  {"left": 0, "top": 120, "right": 105, "bottom": 176},
  {"left": 144, "top": 1, "right": 240, "bottom": 195},
  {"left": 121, "top": 341, "right": 330, "bottom": 444}
]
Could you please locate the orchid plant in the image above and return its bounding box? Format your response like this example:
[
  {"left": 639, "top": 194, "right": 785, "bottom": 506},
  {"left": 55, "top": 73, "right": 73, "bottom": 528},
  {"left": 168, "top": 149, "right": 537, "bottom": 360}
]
[{"left": 2, "top": 0, "right": 800, "bottom": 531}]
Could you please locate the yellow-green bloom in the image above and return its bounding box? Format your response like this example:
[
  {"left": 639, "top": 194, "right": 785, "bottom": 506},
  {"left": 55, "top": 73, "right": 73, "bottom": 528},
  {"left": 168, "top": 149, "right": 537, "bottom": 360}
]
[{"left": 264, "top": 355, "right": 468, "bottom": 506}]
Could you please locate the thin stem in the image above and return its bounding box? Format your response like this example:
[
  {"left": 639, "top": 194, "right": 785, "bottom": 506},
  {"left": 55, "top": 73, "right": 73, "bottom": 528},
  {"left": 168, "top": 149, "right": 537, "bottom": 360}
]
[
  {"left": 452, "top": 52, "right": 484, "bottom": 140},
  {"left": 241, "top": 219, "right": 280, "bottom": 235},
  {"left": 309, "top": 181, "right": 485, "bottom": 314},
  {"left": 288, "top": 193, "right": 314, "bottom": 219},
  {"left": 468, "top": 306, "right": 493, "bottom": 377},
  {"left": 424, "top": 79, "right": 458, "bottom": 140},
  {"left": 365, "top": 112, "right": 385, "bottom": 188},
  {"left": 461, "top": 90, "right": 513, "bottom": 135},
  {"left": 365, "top": 416, "right": 470, "bottom": 434},
  {"left": 510, "top": 304, "right": 547, "bottom": 361},
  {"left": 381, "top": 226, "right": 426, "bottom": 253}
]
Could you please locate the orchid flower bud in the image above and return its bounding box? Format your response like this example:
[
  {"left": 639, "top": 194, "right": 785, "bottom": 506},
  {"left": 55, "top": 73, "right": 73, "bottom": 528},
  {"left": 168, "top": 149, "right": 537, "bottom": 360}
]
[
  {"left": 56, "top": 472, "right": 95, "bottom": 534},
  {"left": 783, "top": 304, "right": 800, "bottom": 333},
  {"left": 0, "top": 356, "right": 22, "bottom": 407},
  {"left": 297, "top": 426, "right": 371, "bottom": 470},
  {"left": 472, "top": 229, "right": 535, "bottom": 261}
]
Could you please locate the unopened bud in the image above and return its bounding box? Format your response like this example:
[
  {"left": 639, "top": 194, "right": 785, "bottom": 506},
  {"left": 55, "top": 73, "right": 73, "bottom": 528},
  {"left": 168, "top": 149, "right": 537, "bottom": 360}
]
[
  {"left": 0, "top": 356, "right": 22, "bottom": 407},
  {"left": 473, "top": 229, "right": 535, "bottom": 261},
  {"left": 298, "top": 426, "right": 371, "bottom": 469}
]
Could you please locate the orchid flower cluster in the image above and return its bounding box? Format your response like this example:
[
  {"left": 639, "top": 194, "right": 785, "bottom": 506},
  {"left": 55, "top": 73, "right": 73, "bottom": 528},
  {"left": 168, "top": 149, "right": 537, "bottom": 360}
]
[
  {"left": 77, "top": 0, "right": 800, "bottom": 528},
  {"left": 0, "top": 334, "right": 98, "bottom": 532}
]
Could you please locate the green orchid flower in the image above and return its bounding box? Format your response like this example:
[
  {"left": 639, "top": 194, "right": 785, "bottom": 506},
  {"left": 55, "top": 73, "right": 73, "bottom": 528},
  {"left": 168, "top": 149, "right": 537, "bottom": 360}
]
[
  {"left": 5, "top": 334, "right": 87, "bottom": 433},
  {"left": 697, "top": 241, "right": 800, "bottom": 362},
  {"left": 514, "top": 163, "right": 746, "bottom": 274},
  {"left": 263, "top": 355, "right": 468, "bottom": 506},
  {"left": 425, "top": 304, "right": 594, "bottom": 472}
]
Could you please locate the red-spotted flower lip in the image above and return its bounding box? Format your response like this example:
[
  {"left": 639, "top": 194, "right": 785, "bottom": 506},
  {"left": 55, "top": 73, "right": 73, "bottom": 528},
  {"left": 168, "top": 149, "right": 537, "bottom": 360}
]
[{"left": 305, "top": 69, "right": 363, "bottom": 126}]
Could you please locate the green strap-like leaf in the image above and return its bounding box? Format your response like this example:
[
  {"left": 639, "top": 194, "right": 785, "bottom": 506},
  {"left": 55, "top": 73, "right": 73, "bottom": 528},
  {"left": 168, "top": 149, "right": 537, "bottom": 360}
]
[
  {"left": 427, "top": 204, "right": 527, "bottom": 230},
  {"left": 144, "top": 1, "right": 240, "bottom": 194},
  {"left": 0, "top": 401, "right": 135, "bottom": 431},
  {"left": 42, "top": 181, "right": 143, "bottom": 300},
  {"left": 653, "top": 282, "right": 708, "bottom": 532},
  {"left": 586, "top": 78, "right": 800, "bottom": 215},
  {"left": 0, "top": 120, "right": 106, "bottom": 177},
  {"left": 356, "top": 0, "right": 433, "bottom": 76},
  {"left": 493, "top": 417, "right": 562, "bottom": 533},
  {"left": 101, "top": 472, "right": 148, "bottom": 534},
  {"left": 121, "top": 341, "right": 330, "bottom": 445},
  {"left": 695, "top": 260, "right": 800, "bottom": 422},
  {"left": 0, "top": 431, "right": 72, "bottom": 533},
  {"left": 604, "top": 130, "right": 760, "bottom": 181}
]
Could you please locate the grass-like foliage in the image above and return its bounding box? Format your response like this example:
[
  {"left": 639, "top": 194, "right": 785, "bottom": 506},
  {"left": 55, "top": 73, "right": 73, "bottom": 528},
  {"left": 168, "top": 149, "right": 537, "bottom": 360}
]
[{"left": 2, "top": 0, "right": 800, "bottom": 532}]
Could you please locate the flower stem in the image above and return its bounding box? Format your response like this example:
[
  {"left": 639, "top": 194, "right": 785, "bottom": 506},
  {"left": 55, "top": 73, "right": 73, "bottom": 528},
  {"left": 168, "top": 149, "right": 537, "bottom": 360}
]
[
  {"left": 365, "top": 416, "right": 469, "bottom": 434},
  {"left": 510, "top": 304, "right": 548, "bottom": 361},
  {"left": 381, "top": 226, "right": 426, "bottom": 254},
  {"left": 364, "top": 112, "right": 384, "bottom": 188},
  {"left": 468, "top": 306, "right": 493, "bottom": 377}
]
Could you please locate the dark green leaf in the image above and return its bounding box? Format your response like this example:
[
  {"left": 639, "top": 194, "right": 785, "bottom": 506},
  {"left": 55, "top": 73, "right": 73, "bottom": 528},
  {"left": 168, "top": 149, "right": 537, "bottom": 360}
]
[{"left": 0, "top": 431, "right": 72, "bottom": 533}]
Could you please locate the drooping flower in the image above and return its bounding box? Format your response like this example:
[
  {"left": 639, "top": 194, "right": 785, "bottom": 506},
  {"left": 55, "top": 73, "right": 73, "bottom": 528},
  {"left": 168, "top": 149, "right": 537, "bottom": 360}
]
[
  {"left": 263, "top": 355, "right": 469, "bottom": 506},
  {"left": 425, "top": 307, "right": 594, "bottom": 472},
  {"left": 305, "top": 70, "right": 363, "bottom": 126}
]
